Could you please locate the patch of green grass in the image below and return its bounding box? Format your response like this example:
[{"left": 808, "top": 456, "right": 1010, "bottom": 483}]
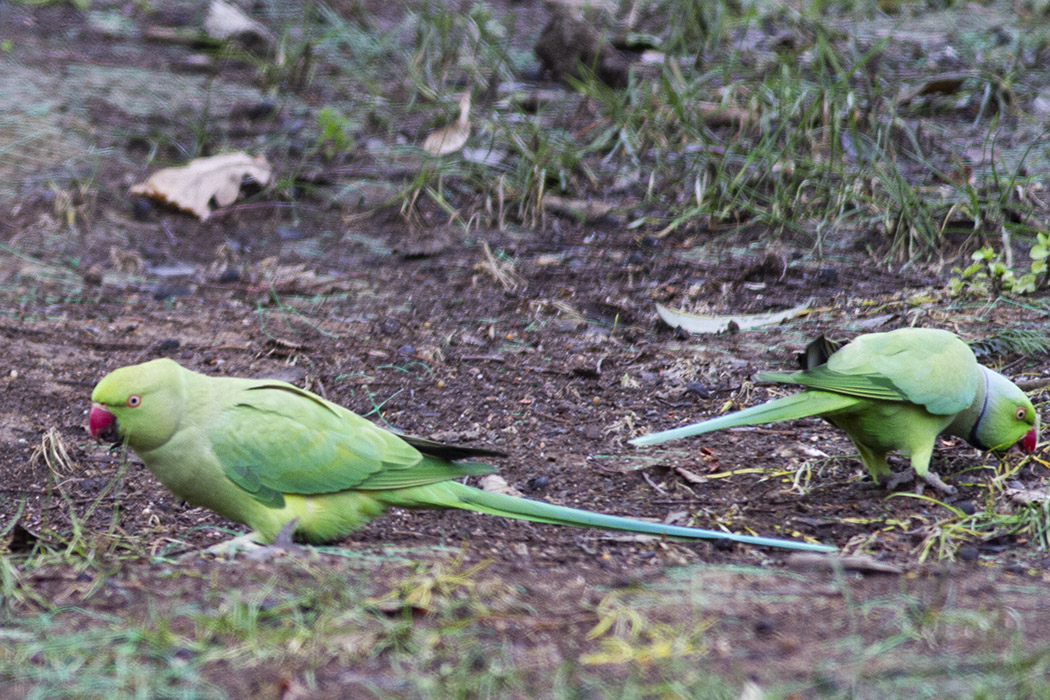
[
  {"left": 630, "top": 564, "right": 1050, "bottom": 699},
  {"left": 289, "top": 0, "right": 1050, "bottom": 264},
  {"left": 3, "top": 521, "right": 754, "bottom": 699},
  {"left": 886, "top": 449, "right": 1050, "bottom": 561},
  {"left": 969, "top": 328, "right": 1050, "bottom": 359},
  {"left": 5, "top": 539, "right": 1050, "bottom": 698},
  {"left": 0, "top": 611, "right": 224, "bottom": 699}
]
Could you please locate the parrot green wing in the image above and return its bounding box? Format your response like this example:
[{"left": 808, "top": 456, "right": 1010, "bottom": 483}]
[
  {"left": 212, "top": 382, "right": 495, "bottom": 504},
  {"left": 349, "top": 460, "right": 495, "bottom": 490},
  {"left": 758, "top": 328, "right": 979, "bottom": 416},
  {"left": 755, "top": 368, "right": 904, "bottom": 401}
]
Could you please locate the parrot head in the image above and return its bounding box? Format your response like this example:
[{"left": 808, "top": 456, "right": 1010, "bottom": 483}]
[
  {"left": 969, "top": 367, "right": 1039, "bottom": 455},
  {"left": 89, "top": 358, "right": 186, "bottom": 451}
]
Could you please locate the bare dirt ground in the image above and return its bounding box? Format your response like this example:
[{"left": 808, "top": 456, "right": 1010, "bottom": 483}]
[{"left": 2, "top": 1, "right": 1050, "bottom": 698}]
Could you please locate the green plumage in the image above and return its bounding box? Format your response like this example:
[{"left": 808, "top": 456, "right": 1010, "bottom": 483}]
[
  {"left": 631, "top": 328, "right": 1039, "bottom": 490},
  {"left": 89, "top": 359, "right": 834, "bottom": 552}
]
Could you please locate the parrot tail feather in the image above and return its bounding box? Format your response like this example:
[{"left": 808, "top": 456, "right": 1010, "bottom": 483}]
[
  {"left": 629, "top": 390, "right": 861, "bottom": 446},
  {"left": 378, "top": 481, "right": 835, "bottom": 552}
]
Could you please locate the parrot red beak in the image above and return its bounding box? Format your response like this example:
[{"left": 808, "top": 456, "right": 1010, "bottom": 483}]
[
  {"left": 89, "top": 404, "right": 120, "bottom": 443},
  {"left": 1022, "top": 427, "right": 1038, "bottom": 454}
]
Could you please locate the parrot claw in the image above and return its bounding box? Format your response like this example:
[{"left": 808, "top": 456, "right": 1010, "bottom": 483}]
[
  {"left": 179, "top": 533, "right": 265, "bottom": 561},
  {"left": 180, "top": 522, "right": 313, "bottom": 562},
  {"left": 883, "top": 469, "right": 914, "bottom": 492},
  {"left": 882, "top": 468, "right": 957, "bottom": 495},
  {"left": 919, "top": 471, "right": 957, "bottom": 495}
]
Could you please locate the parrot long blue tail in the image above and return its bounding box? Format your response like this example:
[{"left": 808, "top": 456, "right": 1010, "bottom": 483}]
[
  {"left": 629, "top": 390, "right": 860, "bottom": 447},
  {"left": 428, "top": 482, "right": 835, "bottom": 552}
]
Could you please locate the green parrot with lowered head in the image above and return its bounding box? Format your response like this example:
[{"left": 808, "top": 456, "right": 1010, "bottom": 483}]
[
  {"left": 89, "top": 358, "right": 834, "bottom": 552},
  {"left": 630, "top": 328, "right": 1039, "bottom": 493}
]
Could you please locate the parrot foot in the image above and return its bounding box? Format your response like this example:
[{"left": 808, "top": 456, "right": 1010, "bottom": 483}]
[
  {"left": 882, "top": 469, "right": 957, "bottom": 495},
  {"left": 882, "top": 469, "right": 914, "bottom": 491},
  {"left": 180, "top": 533, "right": 265, "bottom": 561},
  {"left": 182, "top": 522, "right": 311, "bottom": 562},
  {"left": 919, "top": 470, "right": 957, "bottom": 495}
]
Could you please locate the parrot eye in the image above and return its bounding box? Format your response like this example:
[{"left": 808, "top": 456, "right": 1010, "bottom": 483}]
[
  {"left": 1015, "top": 406, "right": 1027, "bottom": 421},
  {"left": 126, "top": 395, "right": 142, "bottom": 408}
]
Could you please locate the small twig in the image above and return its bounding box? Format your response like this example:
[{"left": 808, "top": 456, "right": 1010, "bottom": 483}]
[
  {"left": 477, "top": 240, "right": 524, "bottom": 292},
  {"left": 522, "top": 365, "right": 567, "bottom": 375},
  {"left": 1016, "top": 378, "right": 1050, "bottom": 392},
  {"left": 586, "top": 460, "right": 628, "bottom": 476},
  {"left": 640, "top": 471, "right": 668, "bottom": 496},
  {"left": 1001, "top": 356, "right": 1029, "bottom": 373},
  {"left": 528, "top": 408, "right": 572, "bottom": 424},
  {"left": 459, "top": 355, "right": 506, "bottom": 363},
  {"left": 161, "top": 220, "right": 178, "bottom": 245}
]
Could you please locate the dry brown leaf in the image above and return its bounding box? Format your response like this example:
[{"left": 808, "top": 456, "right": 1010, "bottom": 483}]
[
  {"left": 109, "top": 246, "right": 146, "bottom": 275},
  {"left": 422, "top": 93, "right": 471, "bottom": 156},
  {"left": 532, "top": 253, "right": 565, "bottom": 267},
  {"left": 655, "top": 299, "right": 813, "bottom": 334},
  {"left": 738, "top": 682, "right": 766, "bottom": 700},
  {"left": 673, "top": 466, "right": 706, "bottom": 484},
  {"left": 773, "top": 444, "right": 829, "bottom": 460},
  {"left": 898, "top": 73, "right": 969, "bottom": 104},
  {"left": 204, "top": 0, "right": 273, "bottom": 49},
  {"left": 544, "top": 196, "right": 617, "bottom": 222},
  {"left": 130, "top": 152, "right": 272, "bottom": 220},
  {"left": 511, "top": 88, "right": 566, "bottom": 111},
  {"left": 143, "top": 26, "right": 200, "bottom": 45},
  {"left": 251, "top": 259, "right": 352, "bottom": 295},
  {"left": 478, "top": 474, "right": 524, "bottom": 497},
  {"left": 695, "top": 100, "right": 753, "bottom": 128},
  {"left": 1006, "top": 486, "right": 1050, "bottom": 504}
]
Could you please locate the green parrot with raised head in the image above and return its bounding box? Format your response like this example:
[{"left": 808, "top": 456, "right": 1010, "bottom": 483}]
[
  {"left": 630, "top": 328, "right": 1039, "bottom": 492},
  {"left": 89, "top": 358, "right": 834, "bottom": 552}
]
